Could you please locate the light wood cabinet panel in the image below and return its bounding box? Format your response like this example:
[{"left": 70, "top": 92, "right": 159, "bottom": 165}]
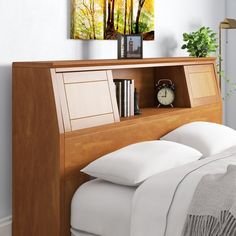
[
  {"left": 63, "top": 71, "right": 108, "bottom": 83},
  {"left": 55, "top": 70, "right": 119, "bottom": 131},
  {"left": 184, "top": 65, "right": 220, "bottom": 107},
  {"left": 71, "top": 113, "right": 115, "bottom": 130},
  {"left": 65, "top": 81, "right": 113, "bottom": 119}
]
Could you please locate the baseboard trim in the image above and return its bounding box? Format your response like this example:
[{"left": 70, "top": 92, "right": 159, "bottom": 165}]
[{"left": 0, "top": 216, "right": 12, "bottom": 236}]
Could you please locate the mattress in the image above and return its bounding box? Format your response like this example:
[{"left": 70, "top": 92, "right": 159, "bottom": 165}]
[{"left": 71, "top": 179, "right": 136, "bottom": 236}]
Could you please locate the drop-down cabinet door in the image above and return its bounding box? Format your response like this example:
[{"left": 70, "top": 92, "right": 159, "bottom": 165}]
[
  {"left": 184, "top": 64, "right": 220, "bottom": 107},
  {"left": 55, "top": 70, "right": 119, "bottom": 131}
]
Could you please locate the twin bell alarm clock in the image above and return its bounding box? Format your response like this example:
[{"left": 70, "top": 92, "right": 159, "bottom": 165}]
[{"left": 156, "top": 79, "right": 175, "bottom": 108}]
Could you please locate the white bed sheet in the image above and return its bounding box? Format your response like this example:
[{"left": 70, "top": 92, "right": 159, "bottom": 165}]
[
  {"left": 71, "top": 228, "right": 97, "bottom": 236},
  {"left": 71, "top": 179, "right": 136, "bottom": 236}
]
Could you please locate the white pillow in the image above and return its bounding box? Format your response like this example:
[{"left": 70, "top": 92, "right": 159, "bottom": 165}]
[
  {"left": 161, "top": 121, "right": 236, "bottom": 157},
  {"left": 81, "top": 140, "right": 202, "bottom": 186}
]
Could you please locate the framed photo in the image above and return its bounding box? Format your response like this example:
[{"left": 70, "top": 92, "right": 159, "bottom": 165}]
[
  {"left": 125, "top": 34, "right": 143, "bottom": 59},
  {"left": 118, "top": 34, "right": 143, "bottom": 59}
]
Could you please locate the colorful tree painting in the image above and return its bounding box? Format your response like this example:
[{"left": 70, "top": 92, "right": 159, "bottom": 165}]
[{"left": 71, "top": 0, "right": 154, "bottom": 40}]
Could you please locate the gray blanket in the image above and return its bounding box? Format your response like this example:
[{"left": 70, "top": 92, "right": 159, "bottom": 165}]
[{"left": 182, "top": 165, "right": 236, "bottom": 236}]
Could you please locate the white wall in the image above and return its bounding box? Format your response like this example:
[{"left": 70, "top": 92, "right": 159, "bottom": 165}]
[
  {"left": 0, "top": 0, "right": 225, "bottom": 222},
  {"left": 225, "top": 0, "right": 236, "bottom": 128}
]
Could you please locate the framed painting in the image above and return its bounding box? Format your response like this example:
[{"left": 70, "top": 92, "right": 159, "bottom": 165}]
[{"left": 71, "top": 0, "right": 154, "bottom": 40}]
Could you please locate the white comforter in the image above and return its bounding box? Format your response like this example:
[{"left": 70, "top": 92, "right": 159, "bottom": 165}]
[{"left": 131, "top": 146, "right": 236, "bottom": 236}]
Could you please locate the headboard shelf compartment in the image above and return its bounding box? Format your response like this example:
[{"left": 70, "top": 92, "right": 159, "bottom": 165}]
[{"left": 13, "top": 57, "right": 222, "bottom": 236}]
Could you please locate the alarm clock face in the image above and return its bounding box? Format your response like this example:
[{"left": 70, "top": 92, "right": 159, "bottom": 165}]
[{"left": 157, "top": 87, "right": 175, "bottom": 106}]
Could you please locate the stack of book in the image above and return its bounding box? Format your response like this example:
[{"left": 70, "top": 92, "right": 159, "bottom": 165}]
[{"left": 114, "top": 79, "right": 134, "bottom": 117}]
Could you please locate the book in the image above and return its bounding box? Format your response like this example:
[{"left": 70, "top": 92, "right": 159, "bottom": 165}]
[
  {"left": 130, "top": 80, "right": 134, "bottom": 116},
  {"left": 114, "top": 79, "right": 135, "bottom": 118}
]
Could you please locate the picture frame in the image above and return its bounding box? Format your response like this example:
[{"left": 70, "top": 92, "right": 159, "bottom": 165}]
[
  {"left": 71, "top": 0, "right": 155, "bottom": 40},
  {"left": 118, "top": 34, "right": 143, "bottom": 59},
  {"left": 125, "top": 34, "right": 143, "bottom": 59},
  {"left": 117, "top": 34, "right": 126, "bottom": 59}
]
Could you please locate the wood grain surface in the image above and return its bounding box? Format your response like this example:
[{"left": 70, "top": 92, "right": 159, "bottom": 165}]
[{"left": 13, "top": 57, "right": 222, "bottom": 236}]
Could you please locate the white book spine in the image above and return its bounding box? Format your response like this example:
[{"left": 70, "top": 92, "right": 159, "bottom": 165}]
[
  {"left": 118, "top": 82, "right": 122, "bottom": 117},
  {"left": 130, "top": 80, "right": 134, "bottom": 116},
  {"left": 123, "top": 80, "right": 127, "bottom": 117},
  {"left": 127, "top": 80, "right": 130, "bottom": 117}
]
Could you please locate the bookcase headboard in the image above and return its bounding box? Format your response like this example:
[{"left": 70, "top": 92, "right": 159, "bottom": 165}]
[{"left": 13, "top": 57, "right": 222, "bottom": 236}]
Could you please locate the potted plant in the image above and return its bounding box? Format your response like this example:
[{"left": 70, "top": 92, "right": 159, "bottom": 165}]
[
  {"left": 182, "top": 27, "right": 236, "bottom": 98},
  {"left": 181, "top": 27, "right": 218, "bottom": 57}
]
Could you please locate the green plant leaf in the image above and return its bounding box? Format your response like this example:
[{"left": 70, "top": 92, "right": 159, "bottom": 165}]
[{"left": 181, "top": 26, "right": 218, "bottom": 58}]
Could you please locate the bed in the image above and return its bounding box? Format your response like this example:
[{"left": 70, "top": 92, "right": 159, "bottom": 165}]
[{"left": 13, "top": 57, "right": 223, "bottom": 236}]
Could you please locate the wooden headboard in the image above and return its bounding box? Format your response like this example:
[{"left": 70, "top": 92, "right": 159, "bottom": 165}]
[{"left": 12, "top": 57, "right": 222, "bottom": 236}]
